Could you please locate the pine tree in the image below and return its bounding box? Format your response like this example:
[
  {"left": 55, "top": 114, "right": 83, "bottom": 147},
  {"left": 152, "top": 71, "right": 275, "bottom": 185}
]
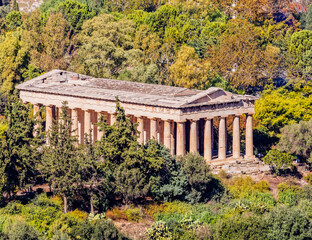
[
  {"left": 78, "top": 133, "right": 113, "bottom": 213},
  {"left": 97, "top": 98, "right": 139, "bottom": 168},
  {"left": 97, "top": 99, "right": 164, "bottom": 204},
  {"left": 41, "top": 102, "right": 79, "bottom": 213},
  {"left": 0, "top": 98, "right": 41, "bottom": 199}
]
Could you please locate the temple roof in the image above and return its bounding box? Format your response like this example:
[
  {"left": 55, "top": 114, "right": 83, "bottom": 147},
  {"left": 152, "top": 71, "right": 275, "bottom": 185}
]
[{"left": 16, "top": 70, "right": 257, "bottom": 108}]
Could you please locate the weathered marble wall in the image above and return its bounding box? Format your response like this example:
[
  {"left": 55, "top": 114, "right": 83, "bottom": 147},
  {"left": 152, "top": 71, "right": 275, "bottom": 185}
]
[{"left": 17, "top": 0, "right": 42, "bottom": 13}]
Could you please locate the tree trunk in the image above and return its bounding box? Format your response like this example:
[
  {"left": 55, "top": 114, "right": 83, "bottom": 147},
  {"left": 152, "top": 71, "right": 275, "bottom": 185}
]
[
  {"left": 90, "top": 193, "right": 94, "bottom": 215},
  {"left": 64, "top": 195, "right": 68, "bottom": 213}
]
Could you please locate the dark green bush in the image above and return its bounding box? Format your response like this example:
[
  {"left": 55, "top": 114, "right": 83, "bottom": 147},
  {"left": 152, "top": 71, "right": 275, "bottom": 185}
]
[
  {"left": 92, "top": 220, "right": 129, "bottom": 240},
  {"left": 179, "top": 153, "right": 224, "bottom": 204},
  {"left": 265, "top": 206, "right": 312, "bottom": 239}
]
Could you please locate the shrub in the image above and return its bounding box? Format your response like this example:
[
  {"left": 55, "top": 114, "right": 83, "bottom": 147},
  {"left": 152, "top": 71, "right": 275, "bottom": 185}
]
[
  {"left": 179, "top": 153, "right": 224, "bottom": 204},
  {"left": 227, "top": 176, "right": 270, "bottom": 199},
  {"left": 265, "top": 206, "right": 312, "bottom": 239},
  {"left": 106, "top": 208, "right": 128, "bottom": 221},
  {"left": 301, "top": 184, "right": 312, "bottom": 200},
  {"left": 31, "top": 193, "right": 62, "bottom": 211},
  {"left": 211, "top": 215, "right": 267, "bottom": 240},
  {"left": 263, "top": 149, "right": 294, "bottom": 175},
  {"left": 6, "top": 221, "right": 40, "bottom": 240},
  {"left": 124, "top": 207, "right": 142, "bottom": 222},
  {"left": 277, "top": 183, "right": 301, "bottom": 206},
  {"left": 70, "top": 219, "right": 129, "bottom": 240},
  {"left": 146, "top": 221, "right": 172, "bottom": 240},
  {"left": 92, "top": 220, "right": 129, "bottom": 240},
  {"left": 146, "top": 201, "right": 192, "bottom": 221},
  {"left": 304, "top": 173, "right": 312, "bottom": 184}
]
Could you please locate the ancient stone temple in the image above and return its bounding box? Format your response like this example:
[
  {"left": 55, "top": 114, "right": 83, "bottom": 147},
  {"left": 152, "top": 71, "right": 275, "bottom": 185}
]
[{"left": 17, "top": 69, "right": 257, "bottom": 162}]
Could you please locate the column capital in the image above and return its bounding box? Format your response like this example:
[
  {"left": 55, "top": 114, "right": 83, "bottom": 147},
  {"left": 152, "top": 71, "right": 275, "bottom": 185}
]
[
  {"left": 205, "top": 117, "right": 214, "bottom": 121},
  {"left": 188, "top": 119, "right": 200, "bottom": 122}
]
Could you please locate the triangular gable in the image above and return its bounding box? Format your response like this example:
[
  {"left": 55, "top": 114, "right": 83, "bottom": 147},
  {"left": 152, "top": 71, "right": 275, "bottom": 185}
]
[{"left": 182, "top": 88, "right": 233, "bottom": 106}]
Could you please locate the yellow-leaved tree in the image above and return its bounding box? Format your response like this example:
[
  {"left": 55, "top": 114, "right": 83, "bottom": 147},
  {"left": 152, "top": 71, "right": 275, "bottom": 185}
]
[
  {"left": 170, "top": 45, "right": 211, "bottom": 89},
  {"left": 0, "top": 32, "right": 28, "bottom": 95}
]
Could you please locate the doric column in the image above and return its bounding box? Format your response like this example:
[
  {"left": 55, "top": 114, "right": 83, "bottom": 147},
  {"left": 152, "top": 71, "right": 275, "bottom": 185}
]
[
  {"left": 189, "top": 120, "right": 199, "bottom": 153},
  {"left": 71, "top": 108, "right": 79, "bottom": 138},
  {"left": 45, "top": 105, "right": 54, "bottom": 133},
  {"left": 92, "top": 112, "right": 97, "bottom": 143},
  {"left": 97, "top": 112, "right": 104, "bottom": 141},
  {"left": 176, "top": 121, "right": 185, "bottom": 156},
  {"left": 164, "top": 120, "right": 171, "bottom": 150},
  {"left": 150, "top": 118, "right": 157, "bottom": 140},
  {"left": 233, "top": 115, "right": 241, "bottom": 159},
  {"left": 245, "top": 114, "right": 254, "bottom": 158},
  {"left": 170, "top": 122, "right": 175, "bottom": 155},
  {"left": 84, "top": 110, "right": 92, "bottom": 137},
  {"left": 33, "top": 104, "right": 41, "bottom": 135},
  {"left": 204, "top": 118, "right": 213, "bottom": 161},
  {"left": 218, "top": 117, "right": 227, "bottom": 159},
  {"left": 110, "top": 113, "right": 116, "bottom": 125},
  {"left": 137, "top": 116, "right": 144, "bottom": 145}
]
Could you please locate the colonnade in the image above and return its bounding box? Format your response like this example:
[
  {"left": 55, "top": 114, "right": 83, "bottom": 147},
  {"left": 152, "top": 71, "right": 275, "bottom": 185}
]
[{"left": 35, "top": 104, "right": 255, "bottom": 161}]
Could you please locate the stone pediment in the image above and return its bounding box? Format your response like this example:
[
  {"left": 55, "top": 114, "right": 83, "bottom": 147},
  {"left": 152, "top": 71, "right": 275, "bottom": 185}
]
[{"left": 183, "top": 88, "right": 234, "bottom": 106}]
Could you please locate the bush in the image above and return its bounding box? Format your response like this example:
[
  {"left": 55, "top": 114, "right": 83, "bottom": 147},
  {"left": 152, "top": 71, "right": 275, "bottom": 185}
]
[
  {"left": 277, "top": 183, "right": 301, "bottom": 206},
  {"left": 124, "top": 207, "right": 141, "bottom": 222},
  {"left": 92, "top": 220, "right": 129, "bottom": 240},
  {"left": 106, "top": 208, "right": 128, "bottom": 221},
  {"left": 146, "top": 221, "right": 172, "bottom": 240},
  {"left": 227, "top": 176, "right": 270, "bottom": 199},
  {"left": 304, "top": 173, "right": 312, "bottom": 184},
  {"left": 70, "top": 219, "right": 129, "bottom": 240},
  {"left": 263, "top": 149, "right": 294, "bottom": 175},
  {"left": 146, "top": 201, "right": 192, "bottom": 221},
  {"left": 179, "top": 153, "right": 224, "bottom": 204},
  {"left": 265, "top": 206, "right": 312, "bottom": 239},
  {"left": 6, "top": 221, "right": 40, "bottom": 240},
  {"left": 211, "top": 215, "right": 267, "bottom": 240}
]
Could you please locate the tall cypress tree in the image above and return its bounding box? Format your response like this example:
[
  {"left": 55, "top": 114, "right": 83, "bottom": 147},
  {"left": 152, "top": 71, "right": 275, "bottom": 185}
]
[
  {"left": 0, "top": 98, "right": 41, "bottom": 199},
  {"left": 41, "top": 102, "right": 79, "bottom": 213}
]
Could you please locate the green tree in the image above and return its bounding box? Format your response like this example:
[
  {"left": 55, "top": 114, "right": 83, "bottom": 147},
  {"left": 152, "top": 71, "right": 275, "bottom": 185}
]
[
  {"left": 263, "top": 149, "right": 294, "bottom": 174},
  {"left": 78, "top": 134, "right": 113, "bottom": 213},
  {"left": 72, "top": 13, "right": 137, "bottom": 78},
  {"left": 0, "top": 32, "right": 29, "bottom": 95},
  {"left": 300, "top": 4, "right": 312, "bottom": 30},
  {"left": 265, "top": 206, "right": 312, "bottom": 239},
  {"left": 0, "top": 99, "right": 41, "bottom": 199},
  {"left": 288, "top": 30, "right": 312, "bottom": 80},
  {"left": 54, "top": 0, "right": 95, "bottom": 31},
  {"left": 41, "top": 103, "right": 79, "bottom": 213},
  {"left": 5, "top": 10, "right": 22, "bottom": 30},
  {"left": 178, "top": 153, "right": 221, "bottom": 204},
  {"left": 277, "top": 119, "right": 312, "bottom": 163}
]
